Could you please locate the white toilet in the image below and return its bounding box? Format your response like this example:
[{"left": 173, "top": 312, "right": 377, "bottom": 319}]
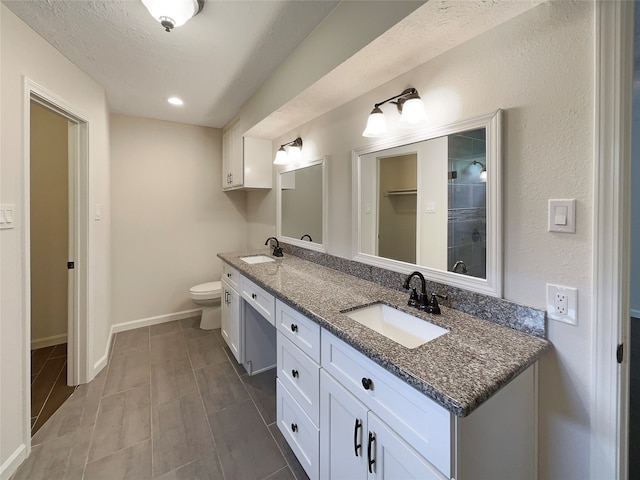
[{"left": 189, "top": 280, "right": 222, "bottom": 330}]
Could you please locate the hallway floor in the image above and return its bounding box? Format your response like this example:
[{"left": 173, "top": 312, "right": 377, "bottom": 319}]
[
  {"left": 13, "top": 318, "right": 307, "bottom": 480},
  {"left": 31, "top": 343, "right": 76, "bottom": 435}
]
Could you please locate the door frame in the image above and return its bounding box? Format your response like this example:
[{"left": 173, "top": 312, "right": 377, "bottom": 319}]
[
  {"left": 591, "top": 1, "right": 633, "bottom": 478},
  {"left": 22, "top": 77, "right": 90, "bottom": 448}
]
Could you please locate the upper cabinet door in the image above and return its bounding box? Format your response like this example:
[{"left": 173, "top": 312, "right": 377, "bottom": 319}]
[
  {"left": 222, "top": 119, "right": 242, "bottom": 189},
  {"left": 222, "top": 119, "right": 272, "bottom": 191}
]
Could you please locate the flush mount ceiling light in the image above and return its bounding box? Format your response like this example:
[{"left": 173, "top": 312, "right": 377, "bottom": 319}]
[
  {"left": 362, "top": 87, "right": 427, "bottom": 138},
  {"left": 167, "top": 96, "right": 184, "bottom": 106},
  {"left": 273, "top": 137, "right": 303, "bottom": 165},
  {"left": 141, "top": 0, "right": 204, "bottom": 32},
  {"left": 472, "top": 160, "right": 487, "bottom": 181}
]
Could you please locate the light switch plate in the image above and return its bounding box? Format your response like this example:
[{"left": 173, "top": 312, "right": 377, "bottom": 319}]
[
  {"left": 547, "top": 284, "right": 578, "bottom": 325},
  {"left": 0, "top": 204, "right": 16, "bottom": 230},
  {"left": 548, "top": 199, "right": 575, "bottom": 233}
]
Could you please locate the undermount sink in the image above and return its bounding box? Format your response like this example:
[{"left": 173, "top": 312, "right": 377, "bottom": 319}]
[
  {"left": 240, "top": 255, "right": 275, "bottom": 264},
  {"left": 344, "top": 303, "right": 448, "bottom": 349}
]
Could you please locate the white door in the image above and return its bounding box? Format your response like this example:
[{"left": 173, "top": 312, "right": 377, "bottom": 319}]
[
  {"left": 320, "top": 371, "right": 368, "bottom": 480},
  {"left": 221, "top": 282, "right": 240, "bottom": 362}
]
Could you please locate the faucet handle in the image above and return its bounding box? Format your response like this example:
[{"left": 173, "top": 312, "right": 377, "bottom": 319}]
[
  {"left": 426, "top": 293, "right": 448, "bottom": 315},
  {"left": 408, "top": 287, "right": 419, "bottom": 308}
]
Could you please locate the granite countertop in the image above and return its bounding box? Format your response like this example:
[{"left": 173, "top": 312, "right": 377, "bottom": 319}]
[{"left": 218, "top": 249, "right": 552, "bottom": 417}]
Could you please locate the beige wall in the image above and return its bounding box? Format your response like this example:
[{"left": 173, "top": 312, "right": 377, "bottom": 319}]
[
  {"left": 251, "top": 2, "right": 594, "bottom": 478},
  {"left": 30, "top": 102, "right": 68, "bottom": 345},
  {"left": 1, "top": 5, "right": 111, "bottom": 475},
  {"left": 110, "top": 114, "right": 248, "bottom": 324}
]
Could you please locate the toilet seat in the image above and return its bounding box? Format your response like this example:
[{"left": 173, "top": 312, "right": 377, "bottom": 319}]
[{"left": 189, "top": 281, "right": 222, "bottom": 301}]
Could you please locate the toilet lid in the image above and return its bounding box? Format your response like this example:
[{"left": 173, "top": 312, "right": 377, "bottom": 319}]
[{"left": 190, "top": 281, "right": 222, "bottom": 294}]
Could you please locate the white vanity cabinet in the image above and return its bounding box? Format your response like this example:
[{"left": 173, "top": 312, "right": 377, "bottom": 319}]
[
  {"left": 272, "top": 302, "right": 537, "bottom": 480},
  {"left": 221, "top": 118, "right": 272, "bottom": 190},
  {"left": 221, "top": 263, "right": 241, "bottom": 362}
]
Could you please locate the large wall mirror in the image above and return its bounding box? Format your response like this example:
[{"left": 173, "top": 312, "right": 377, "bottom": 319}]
[
  {"left": 352, "top": 110, "right": 502, "bottom": 296},
  {"left": 277, "top": 156, "right": 328, "bottom": 252}
]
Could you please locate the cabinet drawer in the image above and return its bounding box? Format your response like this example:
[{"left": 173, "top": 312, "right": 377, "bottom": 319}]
[
  {"left": 241, "top": 277, "right": 275, "bottom": 325},
  {"left": 276, "top": 300, "right": 321, "bottom": 364},
  {"left": 321, "top": 330, "right": 452, "bottom": 477},
  {"left": 277, "top": 332, "right": 320, "bottom": 426},
  {"left": 221, "top": 262, "right": 239, "bottom": 290},
  {"left": 277, "top": 379, "right": 319, "bottom": 480}
]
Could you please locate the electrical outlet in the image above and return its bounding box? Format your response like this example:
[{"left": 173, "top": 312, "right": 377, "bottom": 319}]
[{"left": 547, "top": 284, "right": 577, "bottom": 325}]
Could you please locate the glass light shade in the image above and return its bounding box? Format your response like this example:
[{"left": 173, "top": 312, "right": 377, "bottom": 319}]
[
  {"left": 141, "top": 0, "right": 199, "bottom": 28},
  {"left": 287, "top": 145, "right": 302, "bottom": 163},
  {"left": 400, "top": 97, "right": 427, "bottom": 125},
  {"left": 273, "top": 147, "right": 288, "bottom": 165},
  {"left": 480, "top": 169, "right": 487, "bottom": 182},
  {"left": 362, "top": 107, "right": 387, "bottom": 137}
]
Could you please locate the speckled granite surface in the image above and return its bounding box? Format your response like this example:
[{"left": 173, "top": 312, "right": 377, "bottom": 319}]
[
  {"left": 218, "top": 250, "right": 552, "bottom": 417},
  {"left": 283, "top": 243, "right": 547, "bottom": 338}
]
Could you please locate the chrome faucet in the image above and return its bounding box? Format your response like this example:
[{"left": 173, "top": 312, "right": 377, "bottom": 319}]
[
  {"left": 452, "top": 260, "right": 468, "bottom": 274},
  {"left": 264, "top": 237, "right": 283, "bottom": 257},
  {"left": 403, "top": 271, "right": 427, "bottom": 311}
]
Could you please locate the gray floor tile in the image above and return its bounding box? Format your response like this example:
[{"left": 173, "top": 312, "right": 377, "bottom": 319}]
[
  {"left": 150, "top": 320, "right": 181, "bottom": 337},
  {"left": 195, "top": 362, "right": 248, "bottom": 415},
  {"left": 265, "top": 466, "right": 297, "bottom": 480},
  {"left": 103, "top": 347, "right": 150, "bottom": 396},
  {"left": 186, "top": 335, "right": 228, "bottom": 370},
  {"left": 84, "top": 439, "right": 152, "bottom": 480},
  {"left": 112, "top": 328, "right": 150, "bottom": 356},
  {"left": 223, "top": 344, "right": 248, "bottom": 376},
  {"left": 151, "top": 357, "right": 198, "bottom": 406},
  {"left": 242, "top": 368, "right": 277, "bottom": 425},
  {"left": 152, "top": 392, "right": 216, "bottom": 477},
  {"left": 154, "top": 454, "right": 223, "bottom": 480},
  {"left": 209, "top": 399, "right": 286, "bottom": 480},
  {"left": 269, "top": 424, "right": 310, "bottom": 480},
  {"left": 150, "top": 330, "right": 190, "bottom": 365},
  {"left": 88, "top": 384, "right": 151, "bottom": 462},
  {"left": 179, "top": 316, "right": 214, "bottom": 340}
]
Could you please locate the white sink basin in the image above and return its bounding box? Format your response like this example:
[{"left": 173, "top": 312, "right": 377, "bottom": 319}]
[
  {"left": 344, "top": 303, "right": 448, "bottom": 349},
  {"left": 240, "top": 255, "right": 275, "bottom": 264}
]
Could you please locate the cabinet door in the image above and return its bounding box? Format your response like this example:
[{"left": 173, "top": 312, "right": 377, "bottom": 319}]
[
  {"left": 221, "top": 282, "right": 241, "bottom": 362},
  {"left": 222, "top": 119, "right": 242, "bottom": 189},
  {"left": 320, "top": 371, "right": 368, "bottom": 480},
  {"left": 367, "top": 413, "right": 446, "bottom": 480}
]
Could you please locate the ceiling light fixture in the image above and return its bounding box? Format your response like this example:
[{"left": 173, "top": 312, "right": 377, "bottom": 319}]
[
  {"left": 141, "top": 0, "right": 204, "bottom": 32},
  {"left": 273, "top": 137, "right": 303, "bottom": 165},
  {"left": 362, "top": 87, "right": 427, "bottom": 137},
  {"left": 167, "top": 96, "right": 184, "bottom": 106}
]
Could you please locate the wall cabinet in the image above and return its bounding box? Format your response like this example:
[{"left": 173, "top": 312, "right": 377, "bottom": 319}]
[
  {"left": 274, "top": 299, "right": 537, "bottom": 480},
  {"left": 222, "top": 119, "right": 272, "bottom": 191}
]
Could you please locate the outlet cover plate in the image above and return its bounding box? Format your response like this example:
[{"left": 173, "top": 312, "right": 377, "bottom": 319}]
[{"left": 547, "top": 284, "right": 577, "bottom": 325}]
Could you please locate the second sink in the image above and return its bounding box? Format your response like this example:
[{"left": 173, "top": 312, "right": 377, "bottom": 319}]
[
  {"left": 344, "top": 303, "right": 448, "bottom": 349},
  {"left": 240, "top": 255, "right": 275, "bottom": 264}
]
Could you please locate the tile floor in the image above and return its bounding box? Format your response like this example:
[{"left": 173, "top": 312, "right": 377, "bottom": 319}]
[
  {"left": 31, "top": 343, "right": 76, "bottom": 435},
  {"left": 12, "top": 317, "right": 308, "bottom": 480}
]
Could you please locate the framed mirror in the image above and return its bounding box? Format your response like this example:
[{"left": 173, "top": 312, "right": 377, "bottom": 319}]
[
  {"left": 352, "top": 110, "right": 502, "bottom": 297},
  {"left": 277, "top": 156, "right": 328, "bottom": 252}
]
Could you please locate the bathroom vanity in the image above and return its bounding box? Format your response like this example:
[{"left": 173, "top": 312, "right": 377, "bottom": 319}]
[{"left": 218, "top": 251, "right": 550, "bottom": 480}]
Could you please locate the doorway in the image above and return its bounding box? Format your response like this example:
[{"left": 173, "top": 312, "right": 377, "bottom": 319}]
[
  {"left": 24, "top": 82, "right": 90, "bottom": 446},
  {"left": 29, "top": 101, "right": 76, "bottom": 434}
]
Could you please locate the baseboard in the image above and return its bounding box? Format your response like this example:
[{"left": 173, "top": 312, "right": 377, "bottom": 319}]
[
  {"left": 631, "top": 309, "right": 640, "bottom": 319},
  {"left": 0, "top": 443, "right": 26, "bottom": 480},
  {"left": 93, "top": 308, "right": 203, "bottom": 374},
  {"left": 30, "top": 333, "right": 67, "bottom": 350}
]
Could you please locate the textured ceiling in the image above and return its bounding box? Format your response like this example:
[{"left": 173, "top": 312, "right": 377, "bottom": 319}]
[{"left": 2, "top": 0, "right": 339, "bottom": 127}]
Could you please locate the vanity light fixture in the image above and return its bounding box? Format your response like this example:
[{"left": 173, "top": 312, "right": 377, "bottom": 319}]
[
  {"left": 472, "top": 160, "right": 487, "bottom": 181},
  {"left": 273, "top": 137, "right": 303, "bottom": 165},
  {"left": 141, "top": 0, "right": 204, "bottom": 32},
  {"left": 362, "top": 87, "right": 427, "bottom": 137}
]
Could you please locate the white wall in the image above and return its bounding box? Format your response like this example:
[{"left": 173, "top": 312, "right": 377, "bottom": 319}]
[
  {"left": 249, "top": 2, "right": 594, "bottom": 478},
  {"left": 110, "top": 114, "right": 248, "bottom": 325},
  {"left": 0, "top": 5, "right": 111, "bottom": 477}
]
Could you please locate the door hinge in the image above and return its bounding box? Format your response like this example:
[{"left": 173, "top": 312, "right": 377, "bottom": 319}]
[
  {"left": 616, "top": 343, "right": 624, "bottom": 364},
  {"left": 67, "top": 261, "right": 75, "bottom": 269}
]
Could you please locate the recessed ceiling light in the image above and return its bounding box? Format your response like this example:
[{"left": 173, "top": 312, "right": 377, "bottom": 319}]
[{"left": 167, "top": 97, "right": 184, "bottom": 106}]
